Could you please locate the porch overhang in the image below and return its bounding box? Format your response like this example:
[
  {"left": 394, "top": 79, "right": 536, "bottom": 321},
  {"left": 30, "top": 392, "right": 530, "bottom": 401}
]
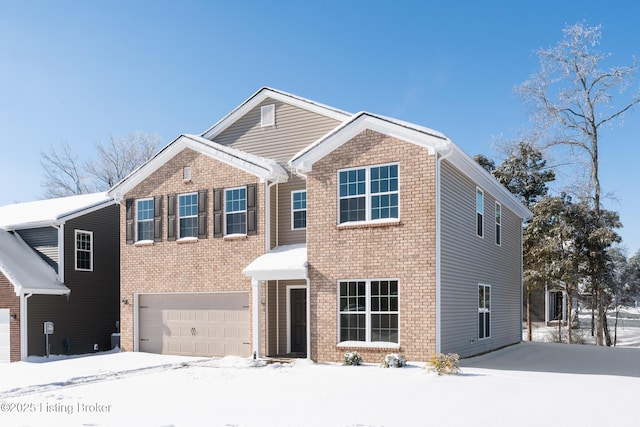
[{"left": 242, "top": 244, "right": 307, "bottom": 281}]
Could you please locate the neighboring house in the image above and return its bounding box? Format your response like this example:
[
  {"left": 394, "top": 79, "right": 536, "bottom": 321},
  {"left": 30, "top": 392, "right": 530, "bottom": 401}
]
[
  {"left": 108, "top": 87, "right": 531, "bottom": 362},
  {"left": 0, "top": 193, "right": 119, "bottom": 362}
]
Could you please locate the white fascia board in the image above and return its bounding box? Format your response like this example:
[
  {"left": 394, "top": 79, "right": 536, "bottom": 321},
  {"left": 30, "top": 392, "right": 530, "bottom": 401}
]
[
  {"left": 109, "top": 135, "right": 288, "bottom": 202},
  {"left": 289, "top": 113, "right": 450, "bottom": 172},
  {"left": 446, "top": 143, "right": 533, "bottom": 220},
  {"left": 201, "top": 87, "right": 351, "bottom": 140},
  {"left": 19, "top": 287, "right": 70, "bottom": 296}
]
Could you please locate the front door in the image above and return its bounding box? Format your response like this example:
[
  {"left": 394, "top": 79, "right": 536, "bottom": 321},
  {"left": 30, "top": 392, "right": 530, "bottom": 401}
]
[{"left": 290, "top": 289, "right": 306, "bottom": 355}]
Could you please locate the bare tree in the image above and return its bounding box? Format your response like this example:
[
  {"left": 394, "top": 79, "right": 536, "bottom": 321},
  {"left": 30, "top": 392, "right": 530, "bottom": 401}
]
[
  {"left": 41, "top": 132, "right": 160, "bottom": 197},
  {"left": 517, "top": 22, "right": 639, "bottom": 345},
  {"left": 41, "top": 142, "right": 93, "bottom": 198},
  {"left": 85, "top": 132, "right": 160, "bottom": 189}
]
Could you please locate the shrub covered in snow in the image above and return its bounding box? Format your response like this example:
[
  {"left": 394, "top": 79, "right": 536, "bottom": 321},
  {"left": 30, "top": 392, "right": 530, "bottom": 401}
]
[
  {"left": 380, "top": 353, "right": 407, "bottom": 368},
  {"left": 343, "top": 351, "right": 363, "bottom": 366},
  {"left": 426, "top": 353, "right": 461, "bottom": 375}
]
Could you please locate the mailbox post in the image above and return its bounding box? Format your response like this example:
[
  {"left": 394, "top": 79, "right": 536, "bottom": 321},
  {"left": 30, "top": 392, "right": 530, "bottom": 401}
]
[{"left": 43, "top": 321, "right": 54, "bottom": 358}]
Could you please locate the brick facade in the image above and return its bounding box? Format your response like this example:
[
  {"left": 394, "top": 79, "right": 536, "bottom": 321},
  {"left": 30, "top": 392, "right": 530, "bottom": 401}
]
[
  {"left": 0, "top": 273, "right": 21, "bottom": 362},
  {"left": 307, "top": 129, "right": 437, "bottom": 362},
  {"left": 119, "top": 148, "right": 266, "bottom": 352}
]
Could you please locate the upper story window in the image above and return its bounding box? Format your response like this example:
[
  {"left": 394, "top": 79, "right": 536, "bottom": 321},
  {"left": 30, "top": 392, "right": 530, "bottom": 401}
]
[
  {"left": 178, "top": 193, "right": 198, "bottom": 238},
  {"left": 495, "top": 202, "right": 501, "bottom": 246},
  {"left": 291, "top": 190, "right": 307, "bottom": 230},
  {"left": 338, "top": 163, "right": 399, "bottom": 224},
  {"left": 476, "top": 188, "right": 484, "bottom": 237},
  {"left": 75, "top": 230, "right": 93, "bottom": 271},
  {"left": 225, "top": 187, "right": 247, "bottom": 235},
  {"left": 478, "top": 284, "right": 491, "bottom": 339},
  {"left": 136, "top": 198, "right": 154, "bottom": 241}
]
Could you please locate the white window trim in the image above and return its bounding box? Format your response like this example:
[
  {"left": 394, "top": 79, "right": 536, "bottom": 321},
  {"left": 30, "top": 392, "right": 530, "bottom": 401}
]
[
  {"left": 291, "top": 190, "right": 307, "bottom": 230},
  {"left": 136, "top": 197, "right": 154, "bottom": 243},
  {"left": 495, "top": 201, "right": 501, "bottom": 246},
  {"left": 224, "top": 186, "right": 247, "bottom": 236},
  {"left": 336, "top": 163, "right": 400, "bottom": 225},
  {"left": 478, "top": 283, "right": 491, "bottom": 340},
  {"left": 261, "top": 104, "right": 275, "bottom": 127},
  {"left": 476, "top": 187, "right": 484, "bottom": 238},
  {"left": 178, "top": 192, "right": 198, "bottom": 239},
  {"left": 337, "top": 278, "right": 400, "bottom": 345},
  {"left": 74, "top": 230, "right": 93, "bottom": 272}
]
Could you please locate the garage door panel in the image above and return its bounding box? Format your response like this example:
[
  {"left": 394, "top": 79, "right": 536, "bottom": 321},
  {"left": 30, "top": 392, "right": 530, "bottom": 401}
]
[{"left": 138, "top": 293, "right": 250, "bottom": 358}]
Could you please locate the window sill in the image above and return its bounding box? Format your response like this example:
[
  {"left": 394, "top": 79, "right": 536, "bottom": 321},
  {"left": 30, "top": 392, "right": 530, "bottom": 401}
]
[
  {"left": 177, "top": 237, "right": 198, "bottom": 244},
  {"left": 336, "top": 218, "right": 400, "bottom": 230},
  {"left": 134, "top": 240, "right": 155, "bottom": 246},
  {"left": 337, "top": 341, "right": 401, "bottom": 351},
  {"left": 223, "top": 233, "right": 247, "bottom": 241}
]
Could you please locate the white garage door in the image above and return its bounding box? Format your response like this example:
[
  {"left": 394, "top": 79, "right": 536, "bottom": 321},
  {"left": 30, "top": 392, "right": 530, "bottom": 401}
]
[
  {"left": 0, "top": 309, "right": 10, "bottom": 363},
  {"left": 138, "top": 293, "right": 250, "bottom": 357}
]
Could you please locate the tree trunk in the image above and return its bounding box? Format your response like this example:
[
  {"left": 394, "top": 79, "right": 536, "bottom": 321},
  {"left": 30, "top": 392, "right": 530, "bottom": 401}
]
[
  {"left": 614, "top": 306, "right": 620, "bottom": 347},
  {"left": 603, "top": 308, "right": 612, "bottom": 347},
  {"left": 526, "top": 290, "right": 532, "bottom": 341},
  {"left": 590, "top": 296, "right": 595, "bottom": 337},
  {"left": 567, "top": 290, "right": 573, "bottom": 344},
  {"left": 596, "top": 289, "right": 604, "bottom": 346}
]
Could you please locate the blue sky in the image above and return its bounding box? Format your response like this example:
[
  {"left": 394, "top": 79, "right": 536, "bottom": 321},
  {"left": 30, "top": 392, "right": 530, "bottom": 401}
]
[{"left": 1, "top": 1, "right": 639, "bottom": 254}]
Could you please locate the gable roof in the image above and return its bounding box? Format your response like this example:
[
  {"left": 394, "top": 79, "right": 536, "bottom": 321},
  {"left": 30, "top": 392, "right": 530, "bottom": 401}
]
[
  {"left": 108, "top": 134, "right": 289, "bottom": 202},
  {"left": 0, "top": 192, "right": 114, "bottom": 230},
  {"left": 200, "top": 87, "right": 352, "bottom": 140},
  {"left": 289, "top": 112, "right": 532, "bottom": 220},
  {"left": 0, "top": 230, "right": 70, "bottom": 296}
]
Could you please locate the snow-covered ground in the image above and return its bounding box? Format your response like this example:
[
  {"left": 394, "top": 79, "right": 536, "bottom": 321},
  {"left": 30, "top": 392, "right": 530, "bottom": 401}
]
[{"left": 2, "top": 310, "right": 640, "bottom": 427}]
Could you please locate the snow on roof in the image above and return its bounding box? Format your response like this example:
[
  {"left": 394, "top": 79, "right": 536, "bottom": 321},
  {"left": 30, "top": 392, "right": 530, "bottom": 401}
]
[
  {"left": 0, "top": 230, "right": 70, "bottom": 296},
  {"left": 0, "top": 192, "right": 113, "bottom": 230},
  {"left": 243, "top": 243, "right": 307, "bottom": 281}
]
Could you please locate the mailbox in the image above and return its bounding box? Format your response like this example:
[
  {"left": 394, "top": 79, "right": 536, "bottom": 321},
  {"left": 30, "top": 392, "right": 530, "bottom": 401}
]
[{"left": 44, "top": 321, "right": 54, "bottom": 335}]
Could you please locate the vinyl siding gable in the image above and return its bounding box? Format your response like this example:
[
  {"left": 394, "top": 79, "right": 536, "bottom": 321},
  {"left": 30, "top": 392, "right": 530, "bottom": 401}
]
[
  {"left": 16, "top": 227, "right": 59, "bottom": 271},
  {"left": 213, "top": 98, "right": 343, "bottom": 164}
]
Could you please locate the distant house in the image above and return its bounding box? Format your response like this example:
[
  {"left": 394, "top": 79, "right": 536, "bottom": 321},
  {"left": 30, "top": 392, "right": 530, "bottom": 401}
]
[
  {"left": 108, "top": 87, "right": 531, "bottom": 362},
  {"left": 0, "top": 193, "right": 119, "bottom": 362}
]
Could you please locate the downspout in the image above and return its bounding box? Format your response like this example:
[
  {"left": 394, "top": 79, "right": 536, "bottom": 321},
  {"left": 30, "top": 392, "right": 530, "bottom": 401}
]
[
  {"left": 305, "top": 264, "right": 311, "bottom": 360},
  {"left": 435, "top": 141, "right": 453, "bottom": 355},
  {"left": 20, "top": 293, "right": 33, "bottom": 360},
  {"left": 53, "top": 224, "right": 64, "bottom": 283}
]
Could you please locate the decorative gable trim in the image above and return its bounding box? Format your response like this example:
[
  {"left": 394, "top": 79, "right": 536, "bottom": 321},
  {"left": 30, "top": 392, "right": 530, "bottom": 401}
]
[
  {"left": 201, "top": 87, "right": 351, "bottom": 140},
  {"left": 108, "top": 134, "right": 288, "bottom": 202}
]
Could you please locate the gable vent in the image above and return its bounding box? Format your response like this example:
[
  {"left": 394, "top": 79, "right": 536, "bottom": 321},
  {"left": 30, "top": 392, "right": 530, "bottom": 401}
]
[{"left": 261, "top": 104, "right": 275, "bottom": 127}]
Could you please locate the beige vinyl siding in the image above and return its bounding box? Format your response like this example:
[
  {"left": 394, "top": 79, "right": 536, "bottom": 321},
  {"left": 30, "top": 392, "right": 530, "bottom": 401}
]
[
  {"left": 16, "top": 227, "right": 58, "bottom": 271},
  {"left": 277, "top": 176, "right": 306, "bottom": 246},
  {"left": 213, "top": 99, "right": 342, "bottom": 164},
  {"left": 269, "top": 185, "right": 277, "bottom": 250},
  {"left": 439, "top": 160, "right": 522, "bottom": 358}
]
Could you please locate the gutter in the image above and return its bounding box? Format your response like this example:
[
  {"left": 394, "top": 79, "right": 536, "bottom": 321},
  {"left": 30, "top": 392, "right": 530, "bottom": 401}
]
[{"left": 435, "top": 140, "right": 454, "bottom": 355}]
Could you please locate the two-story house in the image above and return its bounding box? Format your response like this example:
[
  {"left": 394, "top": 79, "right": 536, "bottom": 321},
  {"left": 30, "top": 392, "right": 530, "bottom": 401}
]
[
  {"left": 0, "top": 193, "right": 120, "bottom": 362},
  {"left": 108, "top": 87, "right": 531, "bottom": 362}
]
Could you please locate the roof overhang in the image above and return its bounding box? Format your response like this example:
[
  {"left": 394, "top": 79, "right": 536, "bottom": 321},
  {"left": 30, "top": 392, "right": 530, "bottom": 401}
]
[
  {"left": 242, "top": 244, "right": 307, "bottom": 281},
  {"left": 0, "top": 230, "right": 70, "bottom": 296},
  {"left": 109, "top": 134, "right": 289, "bottom": 202},
  {"left": 201, "top": 87, "right": 352, "bottom": 140}
]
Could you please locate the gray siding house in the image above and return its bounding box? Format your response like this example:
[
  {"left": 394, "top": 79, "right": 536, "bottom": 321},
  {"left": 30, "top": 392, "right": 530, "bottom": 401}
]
[{"left": 0, "top": 193, "right": 119, "bottom": 362}]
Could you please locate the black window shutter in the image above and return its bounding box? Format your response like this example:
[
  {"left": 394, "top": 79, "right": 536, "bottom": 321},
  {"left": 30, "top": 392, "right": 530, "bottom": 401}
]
[
  {"left": 125, "top": 199, "right": 134, "bottom": 244},
  {"left": 167, "top": 194, "right": 176, "bottom": 241},
  {"left": 153, "top": 196, "right": 163, "bottom": 242},
  {"left": 247, "top": 183, "right": 257, "bottom": 235},
  {"left": 213, "top": 188, "right": 223, "bottom": 238},
  {"left": 198, "top": 189, "right": 208, "bottom": 239}
]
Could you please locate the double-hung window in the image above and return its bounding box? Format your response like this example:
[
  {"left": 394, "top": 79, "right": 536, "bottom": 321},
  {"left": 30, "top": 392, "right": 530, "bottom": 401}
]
[
  {"left": 478, "top": 284, "right": 491, "bottom": 339},
  {"left": 75, "top": 230, "right": 93, "bottom": 271},
  {"left": 291, "top": 190, "right": 307, "bottom": 230},
  {"left": 225, "top": 187, "right": 247, "bottom": 235},
  {"left": 178, "top": 193, "right": 198, "bottom": 238},
  {"left": 476, "top": 188, "right": 484, "bottom": 237},
  {"left": 136, "top": 198, "right": 154, "bottom": 241},
  {"left": 495, "top": 202, "right": 501, "bottom": 246},
  {"left": 339, "top": 279, "right": 399, "bottom": 344},
  {"left": 338, "top": 163, "right": 399, "bottom": 224}
]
